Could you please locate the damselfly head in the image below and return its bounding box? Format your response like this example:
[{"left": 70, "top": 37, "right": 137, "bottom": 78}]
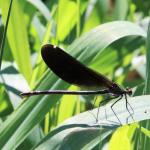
[
  {"left": 125, "top": 87, "right": 132, "bottom": 96},
  {"left": 109, "top": 83, "right": 132, "bottom": 96}
]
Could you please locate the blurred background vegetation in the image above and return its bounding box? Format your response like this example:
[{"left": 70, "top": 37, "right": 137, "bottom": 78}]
[{"left": 0, "top": 0, "right": 150, "bottom": 149}]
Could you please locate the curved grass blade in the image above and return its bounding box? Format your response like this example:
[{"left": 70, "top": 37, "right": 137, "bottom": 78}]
[
  {"left": 34, "top": 95, "right": 150, "bottom": 150},
  {"left": 0, "top": 0, "right": 32, "bottom": 82},
  {"left": 0, "top": 0, "right": 13, "bottom": 70}
]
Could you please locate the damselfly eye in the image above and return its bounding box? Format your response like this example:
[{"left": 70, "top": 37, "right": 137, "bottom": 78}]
[{"left": 126, "top": 87, "right": 132, "bottom": 96}]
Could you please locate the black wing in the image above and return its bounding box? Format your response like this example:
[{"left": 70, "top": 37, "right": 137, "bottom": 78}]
[{"left": 41, "top": 44, "right": 113, "bottom": 89}]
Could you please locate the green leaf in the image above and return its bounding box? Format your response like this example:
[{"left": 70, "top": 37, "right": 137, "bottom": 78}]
[
  {"left": 0, "top": 0, "right": 13, "bottom": 70},
  {"left": 34, "top": 95, "right": 150, "bottom": 150},
  {"left": 0, "top": 0, "right": 32, "bottom": 82},
  {"left": 27, "top": 0, "right": 51, "bottom": 21},
  {"left": 144, "top": 21, "right": 150, "bottom": 94},
  {"left": 0, "top": 62, "right": 29, "bottom": 108},
  {"left": 114, "top": 0, "right": 129, "bottom": 20},
  {"left": 56, "top": 0, "right": 87, "bottom": 41}
]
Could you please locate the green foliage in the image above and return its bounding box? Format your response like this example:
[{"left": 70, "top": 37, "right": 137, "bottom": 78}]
[{"left": 0, "top": 0, "right": 150, "bottom": 149}]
